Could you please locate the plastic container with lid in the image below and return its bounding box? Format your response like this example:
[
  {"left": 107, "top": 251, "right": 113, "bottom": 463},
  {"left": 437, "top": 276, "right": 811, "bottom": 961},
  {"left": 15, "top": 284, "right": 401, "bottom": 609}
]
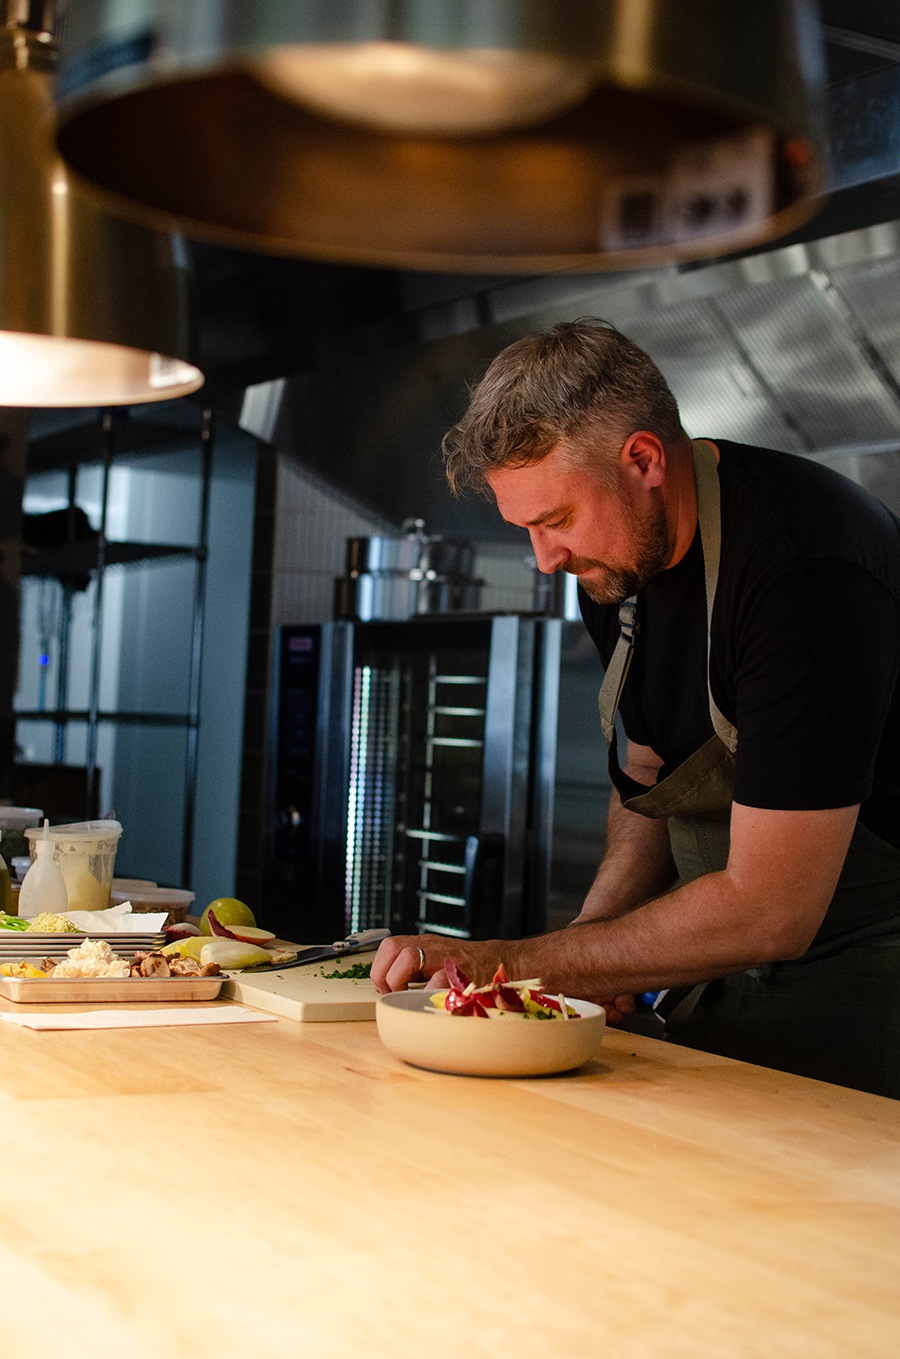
[
  {"left": 110, "top": 885, "right": 195, "bottom": 925},
  {"left": 112, "top": 878, "right": 158, "bottom": 894},
  {"left": 23, "top": 819, "right": 122, "bottom": 913}
]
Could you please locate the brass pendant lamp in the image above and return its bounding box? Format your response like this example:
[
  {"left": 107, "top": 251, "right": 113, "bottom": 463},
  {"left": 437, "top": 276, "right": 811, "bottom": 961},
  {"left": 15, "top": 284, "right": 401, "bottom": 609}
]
[
  {"left": 52, "top": 0, "right": 828, "bottom": 273},
  {"left": 0, "top": 1, "right": 202, "bottom": 406}
]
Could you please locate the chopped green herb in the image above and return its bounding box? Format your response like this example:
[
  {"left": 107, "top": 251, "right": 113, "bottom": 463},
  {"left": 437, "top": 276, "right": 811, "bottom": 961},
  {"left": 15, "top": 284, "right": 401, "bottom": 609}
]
[
  {"left": 320, "top": 961, "right": 373, "bottom": 980},
  {"left": 0, "top": 912, "right": 29, "bottom": 931}
]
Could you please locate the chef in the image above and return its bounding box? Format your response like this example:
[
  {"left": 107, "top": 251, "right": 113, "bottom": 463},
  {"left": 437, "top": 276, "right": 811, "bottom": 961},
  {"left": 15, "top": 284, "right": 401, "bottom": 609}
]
[{"left": 372, "top": 318, "right": 900, "bottom": 1099}]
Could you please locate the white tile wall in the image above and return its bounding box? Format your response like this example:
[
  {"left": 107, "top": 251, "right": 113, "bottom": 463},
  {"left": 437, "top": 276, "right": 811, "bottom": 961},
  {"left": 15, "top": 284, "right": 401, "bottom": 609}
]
[
  {"left": 271, "top": 455, "right": 538, "bottom": 624},
  {"left": 476, "top": 543, "right": 537, "bottom": 614},
  {"left": 271, "top": 457, "right": 389, "bottom": 626}
]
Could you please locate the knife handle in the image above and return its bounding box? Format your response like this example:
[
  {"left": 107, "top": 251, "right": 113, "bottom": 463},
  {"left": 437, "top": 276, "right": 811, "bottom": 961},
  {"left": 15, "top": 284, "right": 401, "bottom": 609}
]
[{"left": 332, "top": 928, "right": 391, "bottom": 951}]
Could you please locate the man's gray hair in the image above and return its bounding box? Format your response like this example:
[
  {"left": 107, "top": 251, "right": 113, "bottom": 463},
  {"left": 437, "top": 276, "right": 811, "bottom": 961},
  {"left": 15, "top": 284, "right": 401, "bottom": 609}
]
[{"left": 442, "top": 318, "right": 682, "bottom": 495}]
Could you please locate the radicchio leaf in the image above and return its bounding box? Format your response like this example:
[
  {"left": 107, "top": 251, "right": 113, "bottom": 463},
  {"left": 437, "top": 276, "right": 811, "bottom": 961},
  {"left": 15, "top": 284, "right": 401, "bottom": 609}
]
[
  {"left": 444, "top": 957, "right": 471, "bottom": 992},
  {"left": 494, "top": 985, "right": 526, "bottom": 1012},
  {"left": 206, "top": 909, "right": 239, "bottom": 940},
  {"left": 530, "top": 990, "right": 565, "bottom": 1013},
  {"left": 446, "top": 990, "right": 488, "bottom": 1016}
]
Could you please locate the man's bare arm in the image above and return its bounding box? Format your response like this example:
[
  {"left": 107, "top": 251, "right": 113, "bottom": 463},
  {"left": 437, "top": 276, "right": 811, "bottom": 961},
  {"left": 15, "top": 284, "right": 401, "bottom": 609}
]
[
  {"left": 572, "top": 741, "right": 676, "bottom": 925},
  {"left": 566, "top": 741, "right": 675, "bottom": 1023},
  {"left": 371, "top": 802, "right": 860, "bottom": 995}
]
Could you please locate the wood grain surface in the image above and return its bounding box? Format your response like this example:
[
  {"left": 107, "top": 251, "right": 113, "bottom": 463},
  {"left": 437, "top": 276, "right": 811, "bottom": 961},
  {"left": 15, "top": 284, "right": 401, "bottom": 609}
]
[{"left": 1, "top": 995, "right": 898, "bottom": 1359}]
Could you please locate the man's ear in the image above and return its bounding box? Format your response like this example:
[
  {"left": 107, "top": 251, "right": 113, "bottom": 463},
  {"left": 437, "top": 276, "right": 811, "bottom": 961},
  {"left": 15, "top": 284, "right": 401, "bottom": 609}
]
[{"left": 621, "top": 430, "right": 666, "bottom": 488}]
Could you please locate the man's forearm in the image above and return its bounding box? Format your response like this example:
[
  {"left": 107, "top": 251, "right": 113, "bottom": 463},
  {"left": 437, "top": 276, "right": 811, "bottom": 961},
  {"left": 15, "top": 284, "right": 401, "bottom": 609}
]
[
  {"left": 375, "top": 868, "right": 771, "bottom": 999},
  {"left": 572, "top": 788, "right": 677, "bottom": 924},
  {"left": 505, "top": 868, "right": 771, "bottom": 998},
  {"left": 372, "top": 804, "right": 854, "bottom": 996}
]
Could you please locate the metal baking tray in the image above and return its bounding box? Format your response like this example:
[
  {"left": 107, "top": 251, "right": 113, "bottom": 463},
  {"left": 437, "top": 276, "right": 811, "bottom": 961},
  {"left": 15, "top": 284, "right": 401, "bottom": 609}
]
[{"left": 0, "top": 975, "right": 225, "bottom": 1003}]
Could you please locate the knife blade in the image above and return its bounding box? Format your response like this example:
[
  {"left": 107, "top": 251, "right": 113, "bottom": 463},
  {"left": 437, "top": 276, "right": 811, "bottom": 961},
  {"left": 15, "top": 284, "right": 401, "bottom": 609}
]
[{"left": 260, "top": 928, "right": 390, "bottom": 972}]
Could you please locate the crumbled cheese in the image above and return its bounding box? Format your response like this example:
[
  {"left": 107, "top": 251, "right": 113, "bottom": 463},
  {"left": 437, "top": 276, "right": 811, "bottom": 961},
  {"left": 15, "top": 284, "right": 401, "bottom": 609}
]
[{"left": 51, "top": 939, "right": 129, "bottom": 978}]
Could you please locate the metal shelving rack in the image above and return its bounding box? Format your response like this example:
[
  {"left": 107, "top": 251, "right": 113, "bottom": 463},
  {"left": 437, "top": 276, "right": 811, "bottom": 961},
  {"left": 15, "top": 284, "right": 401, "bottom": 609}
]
[{"left": 15, "top": 405, "right": 213, "bottom": 884}]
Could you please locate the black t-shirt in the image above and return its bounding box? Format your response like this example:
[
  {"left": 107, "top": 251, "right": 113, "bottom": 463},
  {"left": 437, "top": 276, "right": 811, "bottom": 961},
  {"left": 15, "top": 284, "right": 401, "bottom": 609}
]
[{"left": 579, "top": 440, "right": 900, "bottom": 849}]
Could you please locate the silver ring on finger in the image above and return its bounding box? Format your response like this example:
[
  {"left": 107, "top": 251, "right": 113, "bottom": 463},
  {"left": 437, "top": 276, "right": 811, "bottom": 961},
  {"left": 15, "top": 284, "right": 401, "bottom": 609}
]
[{"left": 415, "top": 946, "right": 426, "bottom": 974}]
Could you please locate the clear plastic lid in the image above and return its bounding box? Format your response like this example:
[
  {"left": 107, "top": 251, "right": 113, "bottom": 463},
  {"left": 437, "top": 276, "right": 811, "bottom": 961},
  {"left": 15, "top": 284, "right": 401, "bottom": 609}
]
[{"left": 25, "top": 819, "right": 123, "bottom": 843}]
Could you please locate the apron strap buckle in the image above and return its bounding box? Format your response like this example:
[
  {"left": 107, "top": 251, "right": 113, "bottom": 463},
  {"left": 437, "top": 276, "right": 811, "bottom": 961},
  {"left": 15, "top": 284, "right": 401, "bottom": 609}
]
[{"left": 618, "top": 599, "right": 639, "bottom": 642}]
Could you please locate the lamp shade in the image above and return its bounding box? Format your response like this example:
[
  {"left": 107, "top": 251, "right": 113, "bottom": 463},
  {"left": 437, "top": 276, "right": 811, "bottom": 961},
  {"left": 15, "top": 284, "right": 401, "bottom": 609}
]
[
  {"left": 53, "top": 0, "right": 828, "bottom": 273},
  {"left": 0, "top": 12, "right": 202, "bottom": 406}
]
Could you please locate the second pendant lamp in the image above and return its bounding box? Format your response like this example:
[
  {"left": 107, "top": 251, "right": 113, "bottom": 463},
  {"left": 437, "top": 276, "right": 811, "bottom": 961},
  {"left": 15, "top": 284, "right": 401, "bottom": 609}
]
[{"left": 0, "top": 1, "right": 202, "bottom": 408}]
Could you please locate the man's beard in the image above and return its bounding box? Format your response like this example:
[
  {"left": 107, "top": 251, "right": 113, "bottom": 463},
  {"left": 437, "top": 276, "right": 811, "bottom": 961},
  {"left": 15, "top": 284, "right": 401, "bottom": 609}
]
[{"left": 566, "top": 493, "right": 672, "bottom": 605}]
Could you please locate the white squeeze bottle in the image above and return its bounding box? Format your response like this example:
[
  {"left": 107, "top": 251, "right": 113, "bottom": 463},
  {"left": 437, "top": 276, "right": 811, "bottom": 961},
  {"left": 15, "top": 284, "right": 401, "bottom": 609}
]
[{"left": 18, "top": 820, "right": 68, "bottom": 917}]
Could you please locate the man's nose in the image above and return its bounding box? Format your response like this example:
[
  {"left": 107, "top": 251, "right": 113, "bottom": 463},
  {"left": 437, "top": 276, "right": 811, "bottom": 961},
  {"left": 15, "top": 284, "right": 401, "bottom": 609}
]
[{"left": 530, "top": 529, "right": 568, "bottom": 574}]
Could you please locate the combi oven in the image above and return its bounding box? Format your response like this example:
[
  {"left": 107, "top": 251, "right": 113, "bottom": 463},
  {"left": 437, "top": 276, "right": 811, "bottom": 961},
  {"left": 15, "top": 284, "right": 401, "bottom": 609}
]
[{"left": 264, "top": 616, "right": 566, "bottom": 945}]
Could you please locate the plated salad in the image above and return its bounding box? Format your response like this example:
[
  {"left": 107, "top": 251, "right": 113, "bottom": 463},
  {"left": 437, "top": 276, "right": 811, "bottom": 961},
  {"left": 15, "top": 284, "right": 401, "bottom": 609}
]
[{"left": 429, "top": 961, "right": 580, "bottom": 1019}]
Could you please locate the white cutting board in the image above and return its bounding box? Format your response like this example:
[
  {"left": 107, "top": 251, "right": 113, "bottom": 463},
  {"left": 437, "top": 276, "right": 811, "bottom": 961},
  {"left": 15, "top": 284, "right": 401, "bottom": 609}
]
[{"left": 221, "top": 950, "right": 379, "bottom": 1022}]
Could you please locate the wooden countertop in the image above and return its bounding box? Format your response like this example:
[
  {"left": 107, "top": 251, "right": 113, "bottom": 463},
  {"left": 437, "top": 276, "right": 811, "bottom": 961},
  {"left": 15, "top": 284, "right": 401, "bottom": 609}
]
[{"left": 1, "top": 996, "right": 898, "bottom": 1359}]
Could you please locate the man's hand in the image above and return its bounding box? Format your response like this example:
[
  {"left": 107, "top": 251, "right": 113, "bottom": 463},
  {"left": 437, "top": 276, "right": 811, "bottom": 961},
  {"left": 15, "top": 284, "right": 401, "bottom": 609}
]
[
  {"left": 370, "top": 936, "right": 428, "bottom": 993},
  {"left": 371, "top": 934, "right": 497, "bottom": 993},
  {"left": 589, "top": 994, "right": 637, "bottom": 1025}
]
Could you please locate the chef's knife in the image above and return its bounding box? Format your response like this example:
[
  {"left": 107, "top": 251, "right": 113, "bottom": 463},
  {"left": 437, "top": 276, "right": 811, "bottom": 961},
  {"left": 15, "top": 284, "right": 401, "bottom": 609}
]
[{"left": 259, "top": 928, "right": 391, "bottom": 972}]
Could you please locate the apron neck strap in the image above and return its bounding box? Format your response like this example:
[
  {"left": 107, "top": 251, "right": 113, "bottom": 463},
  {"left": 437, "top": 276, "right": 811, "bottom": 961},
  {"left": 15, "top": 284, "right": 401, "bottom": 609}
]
[
  {"left": 597, "top": 439, "right": 738, "bottom": 754},
  {"left": 692, "top": 439, "right": 738, "bottom": 753},
  {"left": 598, "top": 596, "right": 638, "bottom": 744}
]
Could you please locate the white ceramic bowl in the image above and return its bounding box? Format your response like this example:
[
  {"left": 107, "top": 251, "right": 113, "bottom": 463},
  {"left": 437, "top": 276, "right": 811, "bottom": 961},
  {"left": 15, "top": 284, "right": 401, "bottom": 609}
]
[{"left": 376, "top": 989, "right": 606, "bottom": 1077}]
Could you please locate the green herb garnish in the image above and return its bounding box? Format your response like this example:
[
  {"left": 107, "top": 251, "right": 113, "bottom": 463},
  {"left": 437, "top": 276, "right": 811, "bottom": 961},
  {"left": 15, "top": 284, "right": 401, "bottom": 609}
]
[
  {"left": 320, "top": 961, "right": 373, "bottom": 980},
  {"left": 0, "top": 912, "right": 29, "bottom": 931}
]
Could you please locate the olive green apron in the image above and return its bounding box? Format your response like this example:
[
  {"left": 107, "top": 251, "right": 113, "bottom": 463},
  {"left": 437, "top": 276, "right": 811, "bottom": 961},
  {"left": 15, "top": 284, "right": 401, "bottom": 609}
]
[{"left": 596, "top": 439, "right": 900, "bottom": 1098}]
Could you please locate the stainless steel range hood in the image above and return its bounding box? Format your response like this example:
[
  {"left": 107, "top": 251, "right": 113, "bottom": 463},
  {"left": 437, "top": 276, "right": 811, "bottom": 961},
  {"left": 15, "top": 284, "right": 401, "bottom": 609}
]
[
  {"left": 34, "top": 4, "right": 899, "bottom": 541},
  {"left": 223, "top": 4, "right": 900, "bottom": 536},
  {"left": 55, "top": 0, "right": 827, "bottom": 272},
  {"left": 232, "top": 209, "right": 900, "bottom": 541}
]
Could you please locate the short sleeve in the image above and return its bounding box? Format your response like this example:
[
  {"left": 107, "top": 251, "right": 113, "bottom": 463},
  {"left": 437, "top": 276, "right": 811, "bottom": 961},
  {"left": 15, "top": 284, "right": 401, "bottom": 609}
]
[{"left": 727, "top": 558, "right": 900, "bottom": 810}]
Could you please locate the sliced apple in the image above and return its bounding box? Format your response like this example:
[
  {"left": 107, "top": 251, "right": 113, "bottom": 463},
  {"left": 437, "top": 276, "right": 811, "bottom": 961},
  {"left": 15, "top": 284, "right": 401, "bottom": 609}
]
[
  {"left": 206, "top": 908, "right": 239, "bottom": 939},
  {"left": 164, "top": 921, "right": 201, "bottom": 941},
  {"left": 221, "top": 924, "right": 275, "bottom": 945},
  {"left": 207, "top": 909, "right": 275, "bottom": 946}
]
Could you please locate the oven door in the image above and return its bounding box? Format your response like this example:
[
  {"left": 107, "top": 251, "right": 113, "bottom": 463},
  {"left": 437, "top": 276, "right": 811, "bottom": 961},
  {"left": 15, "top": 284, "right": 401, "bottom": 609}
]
[{"left": 318, "top": 616, "right": 558, "bottom": 941}]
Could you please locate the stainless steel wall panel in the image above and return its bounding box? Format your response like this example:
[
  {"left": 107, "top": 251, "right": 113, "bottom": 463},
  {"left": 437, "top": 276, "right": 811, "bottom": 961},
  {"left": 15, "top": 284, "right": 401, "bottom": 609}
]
[
  {"left": 615, "top": 300, "right": 806, "bottom": 450},
  {"left": 829, "top": 256, "right": 900, "bottom": 384},
  {"left": 715, "top": 274, "right": 900, "bottom": 447}
]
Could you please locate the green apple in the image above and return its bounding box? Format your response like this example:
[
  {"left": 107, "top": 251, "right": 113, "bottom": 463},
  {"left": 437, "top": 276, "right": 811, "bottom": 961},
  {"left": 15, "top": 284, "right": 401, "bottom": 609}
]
[{"left": 199, "top": 897, "right": 256, "bottom": 935}]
